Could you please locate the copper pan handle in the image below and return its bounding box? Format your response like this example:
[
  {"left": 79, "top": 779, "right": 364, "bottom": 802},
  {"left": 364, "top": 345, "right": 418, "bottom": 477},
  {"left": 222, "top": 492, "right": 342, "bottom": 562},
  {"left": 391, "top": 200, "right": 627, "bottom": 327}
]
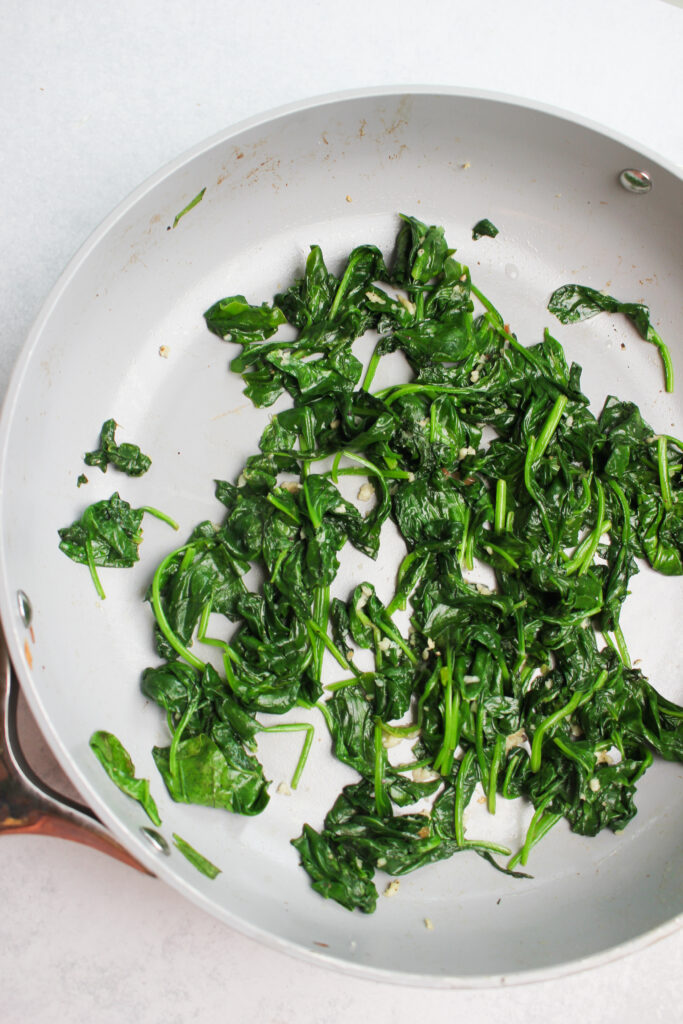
[{"left": 0, "top": 629, "right": 151, "bottom": 874}]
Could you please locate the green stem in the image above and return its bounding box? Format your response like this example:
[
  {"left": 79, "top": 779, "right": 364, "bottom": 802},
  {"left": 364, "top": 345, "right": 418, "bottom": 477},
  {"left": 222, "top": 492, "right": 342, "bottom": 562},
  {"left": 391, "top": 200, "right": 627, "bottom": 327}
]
[
  {"left": 266, "top": 492, "right": 301, "bottom": 523},
  {"left": 332, "top": 466, "right": 412, "bottom": 481},
  {"left": 494, "top": 479, "right": 507, "bottom": 534},
  {"left": 84, "top": 537, "right": 106, "bottom": 600},
  {"left": 387, "top": 551, "right": 418, "bottom": 615},
  {"left": 508, "top": 809, "right": 562, "bottom": 870},
  {"left": 417, "top": 663, "right": 441, "bottom": 728},
  {"left": 487, "top": 735, "right": 504, "bottom": 814},
  {"left": 433, "top": 659, "right": 457, "bottom": 775},
  {"left": 468, "top": 281, "right": 503, "bottom": 324},
  {"left": 373, "top": 719, "right": 391, "bottom": 816},
  {"left": 328, "top": 253, "right": 361, "bottom": 321},
  {"left": 609, "top": 479, "right": 631, "bottom": 543},
  {"left": 311, "top": 585, "right": 330, "bottom": 684},
  {"left": 196, "top": 601, "right": 241, "bottom": 688},
  {"left": 531, "top": 394, "right": 569, "bottom": 462},
  {"left": 454, "top": 748, "right": 476, "bottom": 846},
  {"left": 325, "top": 673, "right": 374, "bottom": 692},
  {"left": 613, "top": 623, "right": 631, "bottom": 668},
  {"left": 657, "top": 436, "right": 673, "bottom": 509},
  {"left": 374, "top": 383, "right": 470, "bottom": 407},
  {"left": 302, "top": 480, "right": 322, "bottom": 530},
  {"left": 501, "top": 748, "right": 525, "bottom": 798},
  {"left": 151, "top": 545, "right": 206, "bottom": 670},
  {"left": 474, "top": 705, "right": 489, "bottom": 788},
  {"left": 259, "top": 722, "right": 314, "bottom": 789},
  {"left": 361, "top": 343, "right": 383, "bottom": 392},
  {"left": 646, "top": 325, "right": 674, "bottom": 393},
  {"left": 530, "top": 669, "right": 608, "bottom": 772},
  {"left": 462, "top": 839, "right": 512, "bottom": 857},
  {"left": 485, "top": 542, "right": 519, "bottom": 570},
  {"left": 522, "top": 435, "right": 553, "bottom": 542},
  {"left": 576, "top": 478, "right": 606, "bottom": 576},
  {"left": 378, "top": 721, "right": 420, "bottom": 739},
  {"left": 391, "top": 756, "right": 434, "bottom": 772},
  {"left": 169, "top": 691, "right": 199, "bottom": 779},
  {"left": 140, "top": 506, "right": 180, "bottom": 531},
  {"left": 457, "top": 506, "right": 471, "bottom": 569},
  {"left": 306, "top": 618, "right": 357, "bottom": 675},
  {"left": 314, "top": 698, "right": 335, "bottom": 735}
]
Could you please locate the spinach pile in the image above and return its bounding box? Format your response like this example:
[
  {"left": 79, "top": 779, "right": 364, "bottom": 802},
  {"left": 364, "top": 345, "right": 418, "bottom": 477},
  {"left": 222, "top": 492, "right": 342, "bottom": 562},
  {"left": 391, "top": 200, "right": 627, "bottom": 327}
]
[{"left": 83, "top": 214, "right": 683, "bottom": 906}]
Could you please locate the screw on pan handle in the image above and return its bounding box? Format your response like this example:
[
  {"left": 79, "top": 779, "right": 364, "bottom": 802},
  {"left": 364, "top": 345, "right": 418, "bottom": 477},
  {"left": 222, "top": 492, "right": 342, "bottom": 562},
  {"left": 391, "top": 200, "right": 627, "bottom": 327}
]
[{"left": 0, "top": 628, "right": 151, "bottom": 874}]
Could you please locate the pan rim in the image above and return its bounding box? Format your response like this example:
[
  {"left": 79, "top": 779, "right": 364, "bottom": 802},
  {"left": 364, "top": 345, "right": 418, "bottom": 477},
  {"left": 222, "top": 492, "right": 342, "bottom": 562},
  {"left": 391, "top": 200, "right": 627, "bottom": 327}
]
[{"left": 1, "top": 83, "right": 681, "bottom": 988}]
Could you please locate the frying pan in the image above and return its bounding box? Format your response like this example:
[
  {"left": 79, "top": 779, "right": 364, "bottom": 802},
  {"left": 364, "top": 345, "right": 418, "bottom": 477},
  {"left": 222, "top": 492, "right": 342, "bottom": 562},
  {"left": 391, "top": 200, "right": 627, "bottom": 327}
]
[{"left": 0, "top": 87, "right": 681, "bottom": 987}]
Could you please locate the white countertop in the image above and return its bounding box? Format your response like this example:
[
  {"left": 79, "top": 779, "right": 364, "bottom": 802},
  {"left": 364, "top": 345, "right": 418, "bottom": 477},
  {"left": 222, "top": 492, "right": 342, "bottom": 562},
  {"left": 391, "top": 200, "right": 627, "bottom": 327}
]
[{"left": 2, "top": 1, "right": 682, "bottom": 1020}]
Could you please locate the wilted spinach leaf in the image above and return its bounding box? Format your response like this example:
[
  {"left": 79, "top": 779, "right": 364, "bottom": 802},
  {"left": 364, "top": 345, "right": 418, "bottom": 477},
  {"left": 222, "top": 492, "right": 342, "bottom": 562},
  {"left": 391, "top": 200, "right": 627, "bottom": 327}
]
[
  {"left": 89, "top": 730, "right": 161, "bottom": 826},
  {"left": 84, "top": 419, "right": 152, "bottom": 476},
  {"left": 472, "top": 218, "right": 499, "bottom": 240}
]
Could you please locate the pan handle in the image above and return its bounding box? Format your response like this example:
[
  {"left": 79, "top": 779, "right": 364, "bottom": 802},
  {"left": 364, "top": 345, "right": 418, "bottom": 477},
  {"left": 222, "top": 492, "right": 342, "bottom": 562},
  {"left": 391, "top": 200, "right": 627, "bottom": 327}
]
[{"left": 0, "top": 630, "right": 151, "bottom": 874}]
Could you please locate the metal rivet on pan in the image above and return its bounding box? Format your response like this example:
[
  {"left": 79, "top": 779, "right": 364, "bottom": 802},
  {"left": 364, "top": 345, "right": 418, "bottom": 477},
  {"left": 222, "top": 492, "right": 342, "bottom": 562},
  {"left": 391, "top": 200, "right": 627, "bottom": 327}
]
[
  {"left": 140, "top": 827, "right": 170, "bottom": 855},
  {"left": 16, "top": 590, "right": 33, "bottom": 627},
  {"left": 619, "top": 169, "right": 653, "bottom": 193}
]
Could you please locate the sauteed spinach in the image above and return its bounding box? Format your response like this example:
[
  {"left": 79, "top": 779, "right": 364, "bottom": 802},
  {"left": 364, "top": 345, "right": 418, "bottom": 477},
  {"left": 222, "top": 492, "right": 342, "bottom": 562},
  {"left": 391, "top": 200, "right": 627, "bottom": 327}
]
[
  {"left": 472, "top": 218, "right": 499, "bottom": 240},
  {"left": 89, "top": 730, "right": 161, "bottom": 826},
  {"left": 79, "top": 214, "right": 682, "bottom": 903},
  {"left": 172, "top": 833, "right": 221, "bottom": 878},
  {"left": 84, "top": 418, "right": 152, "bottom": 477},
  {"left": 59, "top": 493, "right": 178, "bottom": 599}
]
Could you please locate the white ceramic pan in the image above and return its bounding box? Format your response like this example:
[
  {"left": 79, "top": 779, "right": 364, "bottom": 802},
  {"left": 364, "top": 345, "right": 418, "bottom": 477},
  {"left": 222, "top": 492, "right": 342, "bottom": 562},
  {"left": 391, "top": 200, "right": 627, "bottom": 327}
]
[{"left": 1, "top": 88, "right": 681, "bottom": 987}]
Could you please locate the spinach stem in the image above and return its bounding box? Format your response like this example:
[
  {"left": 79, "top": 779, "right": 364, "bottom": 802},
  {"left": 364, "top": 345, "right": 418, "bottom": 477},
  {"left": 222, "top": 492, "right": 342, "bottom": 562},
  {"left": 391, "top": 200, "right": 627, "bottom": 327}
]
[
  {"left": 378, "top": 721, "right": 420, "bottom": 739},
  {"left": 259, "top": 722, "right": 314, "bottom": 789},
  {"left": 531, "top": 394, "right": 569, "bottom": 463},
  {"left": 522, "top": 435, "right": 553, "bottom": 542},
  {"left": 487, "top": 735, "right": 504, "bottom": 814},
  {"left": 140, "top": 506, "right": 180, "bottom": 531},
  {"left": 462, "top": 839, "right": 512, "bottom": 857},
  {"left": 151, "top": 545, "right": 206, "bottom": 670},
  {"left": 328, "top": 252, "right": 361, "bottom": 321},
  {"left": 485, "top": 542, "right": 519, "bottom": 570},
  {"left": 657, "top": 436, "right": 673, "bottom": 509},
  {"left": 647, "top": 325, "right": 674, "bottom": 393},
  {"left": 325, "top": 673, "right": 373, "bottom": 692},
  {"left": 361, "top": 343, "right": 383, "bottom": 392},
  {"left": 474, "top": 705, "right": 489, "bottom": 788},
  {"left": 266, "top": 492, "right": 301, "bottom": 523},
  {"left": 457, "top": 506, "right": 471, "bottom": 568},
  {"left": 306, "top": 619, "right": 357, "bottom": 675},
  {"left": 169, "top": 690, "right": 199, "bottom": 779},
  {"left": 468, "top": 282, "right": 503, "bottom": 324},
  {"left": 434, "top": 657, "right": 458, "bottom": 775},
  {"left": 613, "top": 623, "right": 631, "bottom": 668},
  {"left": 84, "top": 537, "right": 106, "bottom": 600},
  {"left": 530, "top": 669, "right": 608, "bottom": 772},
  {"left": 508, "top": 807, "right": 562, "bottom": 870},
  {"left": 387, "top": 551, "right": 418, "bottom": 615},
  {"left": 196, "top": 601, "right": 241, "bottom": 687},
  {"left": 494, "top": 479, "right": 507, "bottom": 534},
  {"left": 302, "top": 479, "right": 322, "bottom": 530},
  {"left": 501, "top": 748, "right": 525, "bottom": 798},
  {"left": 311, "top": 585, "right": 330, "bottom": 684},
  {"left": 374, "top": 383, "right": 470, "bottom": 406},
  {"left": 373, "top": 719, "right": 391, "bottom": 815},
  {"left": 454, "top": 748, "right": 475, "bottom": 845}
]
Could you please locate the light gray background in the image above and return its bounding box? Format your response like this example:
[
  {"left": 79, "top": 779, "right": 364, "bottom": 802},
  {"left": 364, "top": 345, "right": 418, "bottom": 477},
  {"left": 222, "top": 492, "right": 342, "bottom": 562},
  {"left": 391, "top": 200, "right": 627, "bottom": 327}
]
[{"left": 1, "top": 1, "right": 681, "bottom": 1021}]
